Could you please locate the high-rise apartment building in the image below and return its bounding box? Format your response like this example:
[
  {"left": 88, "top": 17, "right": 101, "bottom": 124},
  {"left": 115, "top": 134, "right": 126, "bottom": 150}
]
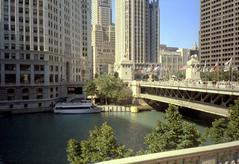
[
  {"left": 0, "top": 0, "right": 91, "bottom": 111},
  {"left": 92, "top": 0, "right": 115, "bottom": 77},
  {"left": 200, "top": 0, "right": 239, "bottom": 68},
  {"left": 115, "top": 0, "right": 160, "bottom": 81}
]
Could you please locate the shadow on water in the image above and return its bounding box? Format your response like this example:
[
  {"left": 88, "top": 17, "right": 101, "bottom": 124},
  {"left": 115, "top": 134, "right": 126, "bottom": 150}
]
[
  {"left": 178, "top": 107, "right": 223, "bottom": 127},
  {"left": 146, "top": 100, "right": 219, "bottom": 127},
  {"left": 0, "top": 112, "right": 155, "bottom": 164}
]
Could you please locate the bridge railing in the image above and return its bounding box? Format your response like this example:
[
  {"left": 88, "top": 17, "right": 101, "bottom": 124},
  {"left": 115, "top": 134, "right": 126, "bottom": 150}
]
[
  {"left": 139, "top": 80, "right": 239, "bottom": 91},
  {"left": 98, "top": 141, "right": 239, "bottom": 164}
]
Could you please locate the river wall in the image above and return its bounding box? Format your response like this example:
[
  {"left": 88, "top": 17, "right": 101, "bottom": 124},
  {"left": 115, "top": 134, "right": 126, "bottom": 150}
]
[{"left": 99, "top": 105, "right": 131, "bottom": 112}]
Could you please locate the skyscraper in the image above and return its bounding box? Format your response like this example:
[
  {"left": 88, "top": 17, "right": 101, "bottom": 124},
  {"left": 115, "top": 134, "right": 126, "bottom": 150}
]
[
  {"left": 115, "top": 0, "right": 160, "bottom": 80},
  {"left": 0, "top": 0, "right": 91, "bottom": 111},
  {"left": 92, "top": 0, "right": 115, "bottom": 77},
  {"left": 200, "top": 0, "right": 239, "bottom": 69},
  {"left": 92, "top": 0, "right": 112, "bottom": 26}
]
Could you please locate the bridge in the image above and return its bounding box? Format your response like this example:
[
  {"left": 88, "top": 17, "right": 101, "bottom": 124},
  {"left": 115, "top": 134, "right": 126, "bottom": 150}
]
[{"left": 130, "top": 80, "right": 239, "bottom": 117}]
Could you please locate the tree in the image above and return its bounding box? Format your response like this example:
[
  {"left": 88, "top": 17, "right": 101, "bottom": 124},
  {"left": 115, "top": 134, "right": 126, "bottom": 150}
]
[
  {"left": 144, "top": 105, "right": 202, "bottom": 153},
  {"left": 67, "top": 123, "right": 133, "bottom": 164},
  {"left": 67, "top": 139, "right": 81, "bottom": 164},
  {"left": 113, "top": 72, "right": 119, "bottom": 78},
  {"left": 94, "top": 75, "right": 121, "bottom": 104},
  {"left": 84, "top": 74, "right": 132, "bottom": 105},
  {"left": 206, "top": 100, "right": 239, "bottom": 143},
  {"left": 116, "top": 87, "right": 133, "bottom": 105},
  {"left": 175, "top": 71, "right": 185, "bottom": 80},
  {"left": 84, "top": 80, "right": 97, "bottom": 101}
]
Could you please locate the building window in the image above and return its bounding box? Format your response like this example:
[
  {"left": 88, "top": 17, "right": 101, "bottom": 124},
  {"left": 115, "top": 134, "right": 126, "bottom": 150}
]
[
  {"left": 26, "top": 45, "right": 30, "bottom": 50},
  {"left": 22, "top": 88, "right": 29, "bottom": 94},
  {"left": 55, "top": 75, "right": 59, "bottom": 83},
  {"left": 4, "top": 34, "right": 9, "bottom": 40},
  {"left": 5, "top": 64, "right": 16, "bottom": 71},
  {"left": 20, "top": 64, "right": 30, "bottom": 71},
  {"left": 5, "top": 74, "right": 16, "bottom": 84},
  {"left": 36, "top": 88, "right": 43, "bottom": 94},
  {"left": 19, "top": 17, "right": 23, "bottom": 23},
  {"left": 34, "top": 74, "right": 44, "bottom": 84},
  {"left": 37, "top": 95, "right": 43, "bottom": 100},
  {"left": 11, "top": 25, "right": 15, "bottom": 31},
  {"left": 22, "top": 96, "right": 29, "bottom": 100},
  {"left": 4, "top": 53, "right": 10, "bottom": 59},
  {"left": 4, "top": 24, "right": 9, "bottom": 30},
  {"left": 7, "top": 89, "right": 15, "bottom": 94},
  {"left": 39, "top": 54, "right": 44, "bottom": 60},
  {"left": 34, "top": 45, "right": 38, "bottom": 50},
  {"left": 20, "top": 74, "right": 30, "bottom": 84},
  {"left": 34, "top": 65, "right": 44, "bottom": 71},
  {"left": 26, "top": 54, "right": 30, "bottom": 59}
]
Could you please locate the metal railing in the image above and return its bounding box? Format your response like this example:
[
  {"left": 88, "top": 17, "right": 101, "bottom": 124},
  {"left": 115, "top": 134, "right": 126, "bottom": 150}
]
[{"left": 139, "top": 80, "right": 239, "bottom": 92}]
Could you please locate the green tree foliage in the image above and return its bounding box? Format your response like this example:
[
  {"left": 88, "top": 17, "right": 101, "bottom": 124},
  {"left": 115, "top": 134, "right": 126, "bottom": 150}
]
[
  {"left": 84, "top": 75, "right": 132, "bottom": 105},
  {"left": 67, "top": 139, "right": 81, "bottom": 164},
  {"left": 66, "top": 123, "right": 133, "bottom": 164},
  {"left": 84, "top": 80, "right": 97, "bottom": 100},
  {"left": 206, "top": 100, "right": 239, "bottom": 143},
  {"left": 175, "top": 71, "right": 185, "bottom": 80},
  {"left": 144, "top": 105, "right": 202, "bottom": 153}
]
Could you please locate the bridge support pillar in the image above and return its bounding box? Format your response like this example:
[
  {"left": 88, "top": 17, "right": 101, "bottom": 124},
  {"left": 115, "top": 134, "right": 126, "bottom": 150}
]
[{"left": 131, "top": 81, "right": 140, "bottom": 97}]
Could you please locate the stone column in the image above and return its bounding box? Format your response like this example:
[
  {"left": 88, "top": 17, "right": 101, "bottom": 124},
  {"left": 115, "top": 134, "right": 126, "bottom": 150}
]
[
  {"left": 1, "top": 64, "right": 5, "bottom": 85},
  {"left": 16, "top": 64, "right": 20, "bottom": 86},
  {"left": 31, "top": 64, "right": 34, "bottom": 85}
]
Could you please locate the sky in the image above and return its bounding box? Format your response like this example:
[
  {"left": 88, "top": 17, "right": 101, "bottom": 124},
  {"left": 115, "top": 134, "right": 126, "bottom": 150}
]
[{"left": 112, "top": 0, "right": 200, "bottom": 49}]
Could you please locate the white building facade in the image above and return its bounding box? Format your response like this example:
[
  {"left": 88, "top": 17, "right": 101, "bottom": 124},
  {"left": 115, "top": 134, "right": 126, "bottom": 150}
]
[
  {"left": 0, "top": 0, "right": 92, "bottom": 111},
  {"left": 115, "top": 0, "right": 160, "bottom": 81},
  {"left": 92, "top": 0, "right": 115, "bottom": 77},
  {"left": 159, "top": 45, "right": 190, "bottom": 79}
]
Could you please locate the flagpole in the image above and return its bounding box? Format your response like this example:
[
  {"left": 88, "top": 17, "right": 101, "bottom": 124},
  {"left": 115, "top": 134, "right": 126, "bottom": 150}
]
[{"left": 230, "top": 67, "right": 232, "bottom": 82}]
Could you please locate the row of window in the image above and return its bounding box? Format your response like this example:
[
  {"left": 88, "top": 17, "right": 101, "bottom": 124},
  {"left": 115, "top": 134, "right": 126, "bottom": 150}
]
[
  {"left": 4, "top": 0, "right": 43, "bottom": 7},
  {"left": 1, "top": 53, "right": 44, "bottom": 60},
  {"left": 3, "top": 43, "right": 44, "bottom": 51}
]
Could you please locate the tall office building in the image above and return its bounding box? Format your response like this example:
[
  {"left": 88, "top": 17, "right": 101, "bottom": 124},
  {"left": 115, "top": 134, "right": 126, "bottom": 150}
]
[
  {"left": 92, "top": 0, "right": 112, "bottom": 26},
  {"left": 92, "top": 0, "right": 115, "bottom": 77},
  {"left": 149, "top": 0, "right": 160, "bottom": 63},
  {"left": 200, "top": 0, "right": 239, "bottom": 68},
  {"left": 0, "top": 0, "right": 91, "bottom": 111},
  {"left": 115, "top": 0, "right": 160, "bottom": 81}
]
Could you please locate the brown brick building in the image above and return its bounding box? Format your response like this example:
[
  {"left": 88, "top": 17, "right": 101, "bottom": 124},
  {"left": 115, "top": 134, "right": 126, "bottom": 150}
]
[{"left": 200, "top": 0, "right": 239, "bottom": 69}]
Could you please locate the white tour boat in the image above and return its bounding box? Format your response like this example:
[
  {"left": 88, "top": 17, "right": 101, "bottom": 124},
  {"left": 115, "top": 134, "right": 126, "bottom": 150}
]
[{"left": 54, "top": 100, "right": 102, "bottom": 114}]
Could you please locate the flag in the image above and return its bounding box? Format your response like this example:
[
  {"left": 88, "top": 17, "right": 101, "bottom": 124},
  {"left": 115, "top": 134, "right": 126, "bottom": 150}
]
[
  {"left": 210, "top": 62, "right": 219, "bottom": 72},
  {"left": 179, "top": 65, "right": 187, "bottom": 71},
  {"left": 153, "top": 65, "right": 160, "bottom": 72},
  {"left": 224, "top": 58, "right": 232, "bottom": 72},
  {"left": 145, "top": 65, "right": 153, "bottom": 73},
  {"left": 141, "top": 67, "right": 147, "bottom": 74},
  {"left": 203, "top": 61, "right": 207, "bottom": 72}
]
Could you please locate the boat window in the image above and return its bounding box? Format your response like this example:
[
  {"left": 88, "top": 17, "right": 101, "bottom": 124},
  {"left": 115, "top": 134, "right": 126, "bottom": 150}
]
[{"left": 55, "top": 107, "right": 91, "bottom": 110}]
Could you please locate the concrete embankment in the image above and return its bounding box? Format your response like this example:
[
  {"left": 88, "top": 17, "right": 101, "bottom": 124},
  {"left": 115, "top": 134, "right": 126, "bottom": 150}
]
[
  {"left": 99, "top": 105, "right": 131, "bottom": 112},
  {"left": 99, "top": 105, "right": 153, "bottom": 113},
  {"left": 0, "top": 108, "right": 52, "bottom": 115}
]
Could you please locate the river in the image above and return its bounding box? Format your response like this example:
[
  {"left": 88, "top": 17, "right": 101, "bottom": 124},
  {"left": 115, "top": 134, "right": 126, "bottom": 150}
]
[{"left": 0, "top": 111, "right": 208, "bottom": 164}]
